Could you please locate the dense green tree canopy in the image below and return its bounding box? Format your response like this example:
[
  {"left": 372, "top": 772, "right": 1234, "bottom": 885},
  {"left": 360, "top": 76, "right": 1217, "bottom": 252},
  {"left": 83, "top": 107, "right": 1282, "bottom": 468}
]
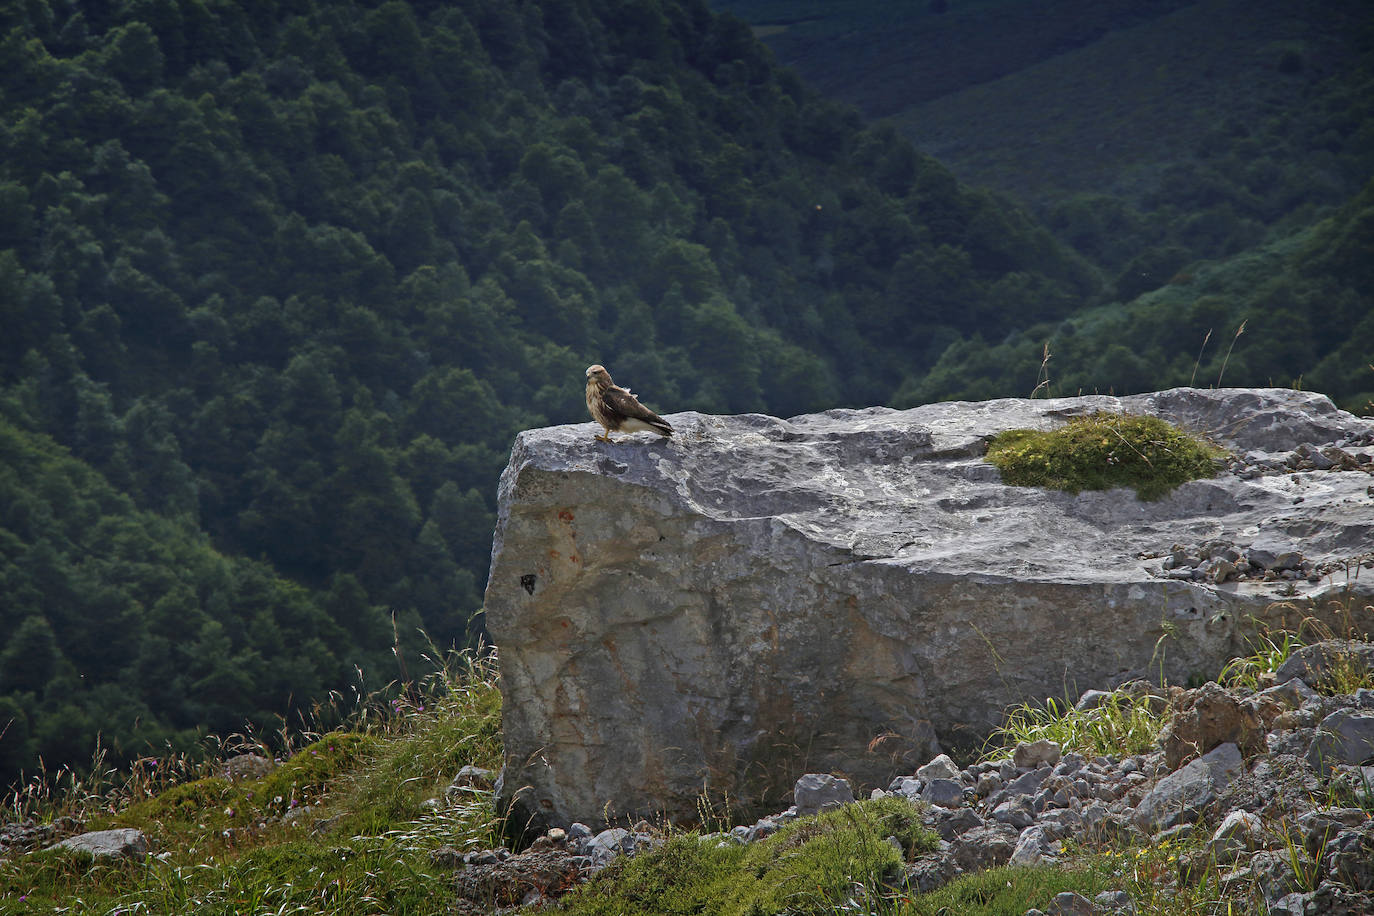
[
  {"left": 1, "top": 0, "right": 1369, "bottom": 785},
  {"left": 0, "top": 0, "right": 1099, "bottom": 784}
]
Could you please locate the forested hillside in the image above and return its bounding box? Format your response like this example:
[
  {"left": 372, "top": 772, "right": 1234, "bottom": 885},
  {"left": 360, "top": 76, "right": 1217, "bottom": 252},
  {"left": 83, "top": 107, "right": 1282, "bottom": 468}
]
[
  {"left": 718, "top": 0, "right": 1374, "bottom": 408},
  {"left": 0, "top": 0, "right": 1098, "bottom": 785}
]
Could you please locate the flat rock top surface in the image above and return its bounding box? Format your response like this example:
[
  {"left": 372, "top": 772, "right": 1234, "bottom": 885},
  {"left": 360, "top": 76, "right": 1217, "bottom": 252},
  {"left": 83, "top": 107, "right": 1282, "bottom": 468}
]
[{"left": 501, "top": 388, "right": 1373, "bottom": 591}]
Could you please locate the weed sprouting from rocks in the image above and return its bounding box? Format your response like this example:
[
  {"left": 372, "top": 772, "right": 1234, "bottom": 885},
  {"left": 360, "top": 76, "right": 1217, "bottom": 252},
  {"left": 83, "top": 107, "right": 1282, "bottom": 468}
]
[{"left": 984, "top": 689, "right": 1170, "bottom": 762}]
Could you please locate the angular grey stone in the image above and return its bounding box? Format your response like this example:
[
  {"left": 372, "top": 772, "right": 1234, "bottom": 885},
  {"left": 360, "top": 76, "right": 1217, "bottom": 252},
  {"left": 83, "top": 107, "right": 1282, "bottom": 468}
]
[
  {"left": 927, "top": 804, "right": 983, "bottom": 841},
  {"left": 1208, "top": 558, "right": 1239, "bottom": 583},
  {"left": 1323, "top": 826, "right": 1374, "bottom": 891},
  {"left": 1267, "top": 892, "right": 1315, "bottom": 916},
  {"left": 585, "top": 827, "right": 634, "bottom": 869},
  {"left": 1093, "top": 889, "right": 1136, "bottom": 913},
  {"left": 222, "top": 753, "right": 276, "bottom": 782},
  {"left": 1259, "top": 678, "right": 1319, "bottom": 709},
  {"left": 1153, "top": 823, "right": 1195, "bottom": 845},
  {"left": 1206, "top": 809, "right": 1264, "bottom": 863},
  {"left": 1275, "top": 641, "right": 1374, "bottom": 688},
  {"left": 1307, "top": 710, "right": 1374, "bottom": 775},
  {"left": 486, "top": 389, "right": 1374, "bottom": 832},
  {"left": 1043, "top": 891, "right": 1094, "bottom": 916},
  {"left": 903, "top": 853, "right": 957, "bottom": 894},
  {"left": 1297, "top": 808, "right": 1372, "bottom": 848},
  {"left": 1037, "top": 807, "right": 1084, "bottom": 840},
  {"left": 793, "top": 773, "right": 854, "bottom": 816},
  {"left": 950, "top": 824, "right": 1017, "bottom": 871},
  {"left": 1013, "top": 739, "right": 1062, "bottom": 769},
  {"left": 916, "top": 753, "right": 962, "bottom": 782},
  {"left": 991, "top": 797, "right": 1036, "bottom": 829},
  {"left": 921, "top": 777, "right": 965, "bottom": 808},
  {"left": 1132, "top": 742, "right": 1244, "bottom": 831},
  {"left": 49, "top": 828, "right": 147, "bottom": 860},
  {"left": 1052, "top": 753, "right": 1085, "bottom": 777},
  {"left": 1248, "top": 849, "right": 1307, "bottom": 905},
  {"left": 1006, "top": 765, "right": 1051, "bottom": 797},
  {"left": 1008, "top": 825, "right": 1058, "bottom": 867},
  {"left": 976, "top": 771, "right": 1002, "bottom": 796}
]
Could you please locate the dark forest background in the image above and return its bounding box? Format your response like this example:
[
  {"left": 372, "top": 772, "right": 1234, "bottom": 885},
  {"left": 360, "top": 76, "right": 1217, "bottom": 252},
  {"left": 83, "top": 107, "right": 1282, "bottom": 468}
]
[{"left": 1, "top": 0, "right": 1370, "bottom": 786}]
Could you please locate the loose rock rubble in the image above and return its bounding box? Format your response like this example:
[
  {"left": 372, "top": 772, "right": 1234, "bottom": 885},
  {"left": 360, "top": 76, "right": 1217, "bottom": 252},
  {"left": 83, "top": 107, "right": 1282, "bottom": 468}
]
[
  {"left": 445, "top": 640, "right": 1374, "bottom": 913},
  {"left": 444, "top": 820, "right": 666, "bottom": 911},
  {"left": 1226, "top": 437, "right": 1374, "bottom": 479},
  {"left": 0, "top": 816, "right": 82, "bottom": 856},
  {"left": 1148, "top": 539, "right": 1374, "bottom": 586}
]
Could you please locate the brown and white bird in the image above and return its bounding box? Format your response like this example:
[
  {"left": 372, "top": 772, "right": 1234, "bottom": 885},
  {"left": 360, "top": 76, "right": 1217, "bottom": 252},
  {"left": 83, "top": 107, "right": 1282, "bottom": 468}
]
[{"left": 584, "top": 364, "right": 673, "bottom": 442}]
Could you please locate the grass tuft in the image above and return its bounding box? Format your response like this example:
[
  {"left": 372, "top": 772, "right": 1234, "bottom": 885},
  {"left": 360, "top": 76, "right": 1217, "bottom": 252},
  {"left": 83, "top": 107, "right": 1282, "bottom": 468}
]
[
  {"left": 903, "top": 863, "right": 1117, "bottom": 915},
  {"left": 984, "top": 688, "right": 1170, "bottom": 762},
  {"left": 1218, "top": 627, "right": 1306, "bottom": 690},
  {"left": 985, "top": 413, "right": 1224, "bottom": 500}
]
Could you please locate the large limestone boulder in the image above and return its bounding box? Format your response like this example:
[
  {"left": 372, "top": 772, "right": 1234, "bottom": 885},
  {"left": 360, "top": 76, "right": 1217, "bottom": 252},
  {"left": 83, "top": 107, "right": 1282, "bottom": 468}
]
[{"left": 485, "top": 388, "right": 1374, "bottom": 838}]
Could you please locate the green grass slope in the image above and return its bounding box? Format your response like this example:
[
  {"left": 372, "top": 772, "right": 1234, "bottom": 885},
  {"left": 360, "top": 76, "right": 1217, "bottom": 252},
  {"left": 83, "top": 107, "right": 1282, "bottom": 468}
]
[{"left": 6, "top": 638, "right": 1367, "bottom": 915}]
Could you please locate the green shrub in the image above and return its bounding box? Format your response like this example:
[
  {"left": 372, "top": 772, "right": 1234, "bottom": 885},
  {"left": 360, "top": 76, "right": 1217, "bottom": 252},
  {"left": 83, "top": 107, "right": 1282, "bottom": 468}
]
[{"left": 985, "top": 413, "right": 1223, "bottom": 500}]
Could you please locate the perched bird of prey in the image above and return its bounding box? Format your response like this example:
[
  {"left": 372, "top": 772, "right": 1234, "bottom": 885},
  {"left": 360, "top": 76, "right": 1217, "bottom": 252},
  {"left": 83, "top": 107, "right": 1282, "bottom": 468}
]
[{"left": 584, "top": 364, "right": 673, "bottom": 442}]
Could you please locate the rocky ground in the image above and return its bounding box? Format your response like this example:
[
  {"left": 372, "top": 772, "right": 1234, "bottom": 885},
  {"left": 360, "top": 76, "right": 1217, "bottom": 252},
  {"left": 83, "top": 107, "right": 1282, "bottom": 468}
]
[{"left": 445, "top": 640, "right": 1374, "bottom": 914}]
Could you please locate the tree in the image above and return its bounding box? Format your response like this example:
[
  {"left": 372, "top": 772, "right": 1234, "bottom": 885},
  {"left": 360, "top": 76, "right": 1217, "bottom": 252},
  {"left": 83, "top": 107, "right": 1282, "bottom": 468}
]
[
  {"left": 0, "top": 616, "right": 62, "bottom": 694},
  {"left": 102, "top": 21, "right": 164, "bottom": 94}
]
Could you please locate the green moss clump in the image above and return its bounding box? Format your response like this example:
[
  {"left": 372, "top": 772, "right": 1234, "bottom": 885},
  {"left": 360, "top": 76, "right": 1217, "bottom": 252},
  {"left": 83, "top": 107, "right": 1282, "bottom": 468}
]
[
  {"left": 985, "top": 413, "right": 1224, "bottom": 500},
  {"left": 120, "top": 776, "right": 235, "bottom": 823},
  {"left": 558, "top": 796, "right": 938, "bottom": 916},
  {"left": 254, "top": 732, "right": 382, "bottom": 814}
]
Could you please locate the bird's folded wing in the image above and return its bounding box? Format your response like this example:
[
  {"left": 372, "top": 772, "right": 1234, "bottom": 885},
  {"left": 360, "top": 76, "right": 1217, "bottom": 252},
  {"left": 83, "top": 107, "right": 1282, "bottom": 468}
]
[{"left": 603, "top": 387, "right": 661, "bottom": 422}]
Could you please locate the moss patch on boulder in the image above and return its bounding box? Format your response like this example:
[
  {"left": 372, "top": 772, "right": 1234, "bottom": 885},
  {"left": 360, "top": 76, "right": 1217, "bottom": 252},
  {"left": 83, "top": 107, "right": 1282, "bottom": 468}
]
[{"left": 986, "top": 413, "right": 1223, "bottom": 500}]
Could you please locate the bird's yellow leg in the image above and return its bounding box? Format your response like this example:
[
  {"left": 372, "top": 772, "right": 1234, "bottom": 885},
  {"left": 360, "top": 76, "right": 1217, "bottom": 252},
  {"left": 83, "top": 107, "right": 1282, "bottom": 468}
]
[{"left": 594, "top": 431, "right": 614, "bottom": 442}]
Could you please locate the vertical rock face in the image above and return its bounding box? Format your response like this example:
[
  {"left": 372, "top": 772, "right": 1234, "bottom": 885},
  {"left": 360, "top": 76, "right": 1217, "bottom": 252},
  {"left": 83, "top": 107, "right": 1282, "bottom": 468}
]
[{"left": 485, "top": 388, "right": 1374, "bottom": 838}]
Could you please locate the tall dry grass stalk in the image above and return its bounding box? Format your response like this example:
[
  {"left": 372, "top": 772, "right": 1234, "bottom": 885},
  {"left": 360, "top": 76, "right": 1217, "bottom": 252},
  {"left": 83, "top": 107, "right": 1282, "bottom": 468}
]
[
  {"left": 1031, "top": 340, "right": 1052, "bottom": 398},
  {"left": 1189, "top": 328, "right": 1212, "bottom": 387},
  {"left": 1215, "top": 319, "right": 1247, "bottom": 387}
]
